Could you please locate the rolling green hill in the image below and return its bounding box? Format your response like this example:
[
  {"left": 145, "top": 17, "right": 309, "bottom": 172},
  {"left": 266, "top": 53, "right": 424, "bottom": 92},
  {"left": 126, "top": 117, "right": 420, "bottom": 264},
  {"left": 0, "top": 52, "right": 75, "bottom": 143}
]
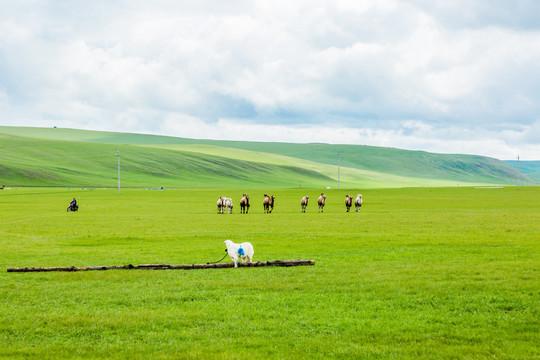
[
  {"left": 0, "top": 126, "right": 535, "bottom": 188},
  {"left": 505, "top": 160, "right": 540, "bottom": 181},
  {"left": 0, "top": 135, "right": 333, "bottom": 188}
]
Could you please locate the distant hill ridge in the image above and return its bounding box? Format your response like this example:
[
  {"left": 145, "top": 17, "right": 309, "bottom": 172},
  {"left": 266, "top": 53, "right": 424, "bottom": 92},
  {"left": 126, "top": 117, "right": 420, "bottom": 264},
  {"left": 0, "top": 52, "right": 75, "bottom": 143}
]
[
  {"left": 504, "top": 160, "right": 540, "bottom": 181},
  {"left": 0, "top": 126, "right": 535, "bottom": 188}
]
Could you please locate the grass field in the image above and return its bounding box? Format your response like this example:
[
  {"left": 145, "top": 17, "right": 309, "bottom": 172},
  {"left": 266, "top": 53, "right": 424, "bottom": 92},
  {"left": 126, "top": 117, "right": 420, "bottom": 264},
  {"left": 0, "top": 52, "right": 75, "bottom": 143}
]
[{"left": 0, "top": 186, "right": 538, "bottom": 359}]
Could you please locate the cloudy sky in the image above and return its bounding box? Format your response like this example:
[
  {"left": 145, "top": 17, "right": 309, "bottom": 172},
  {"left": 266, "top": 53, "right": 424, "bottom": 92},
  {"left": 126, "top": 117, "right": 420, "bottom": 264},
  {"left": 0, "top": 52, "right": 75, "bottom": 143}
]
[{"left": 1, "top": 0, "right": 539, "bottom": 159}]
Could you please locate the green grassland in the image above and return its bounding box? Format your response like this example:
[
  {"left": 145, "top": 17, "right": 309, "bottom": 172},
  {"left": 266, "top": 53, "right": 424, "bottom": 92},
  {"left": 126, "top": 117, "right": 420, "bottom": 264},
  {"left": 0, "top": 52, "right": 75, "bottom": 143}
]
[
  {"left": 0, "top": 187, "right": 538, "bottom": 359},
  {"left": 1, "top": 126, "right": 534, "bottom": 188}
]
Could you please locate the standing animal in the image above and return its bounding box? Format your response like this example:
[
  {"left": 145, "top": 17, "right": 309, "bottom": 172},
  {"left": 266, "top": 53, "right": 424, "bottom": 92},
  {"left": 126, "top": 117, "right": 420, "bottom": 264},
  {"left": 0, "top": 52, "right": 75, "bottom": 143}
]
[
  {"left": 240, "top": 194, "right": 250, "bottom": 214},
  {"left": 355, "top": 194, "right": 363, "bottom": 212},
  {"left": 225, "top": 198, "right": 233, "bottom": 214},
  {"left": 217, "top": 197, "right": 225, "bottom": 214},
  {"left": 301, "top": 196, "right": 309, "bottom": 213},
  {"left": 317, "top": 193, "right": 326, "bottom": 212},
  {"left": 224, "top": 240, "right": 254, "bottom": 268},
  {"left": 345, "top": 194, "right": 353, "bottom": 212},
  {"left": 263, "top": 194, "right": 275, "bottom": 213},
  {"left": 345, "top": 195, "right": 352, "bottom": 212}
]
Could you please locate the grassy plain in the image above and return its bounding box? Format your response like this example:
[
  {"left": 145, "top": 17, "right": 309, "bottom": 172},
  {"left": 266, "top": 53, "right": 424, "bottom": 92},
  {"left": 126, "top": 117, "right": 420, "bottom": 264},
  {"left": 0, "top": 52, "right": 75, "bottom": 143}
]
[{"left": 0, "top": 186, "right": 538, "bottom": 359}]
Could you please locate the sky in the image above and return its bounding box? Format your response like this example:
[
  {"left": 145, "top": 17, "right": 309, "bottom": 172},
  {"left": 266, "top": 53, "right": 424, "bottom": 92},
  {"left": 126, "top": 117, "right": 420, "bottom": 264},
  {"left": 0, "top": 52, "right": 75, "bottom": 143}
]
[{"left": 1, "top": 0, "right": 539, "bottom": 160}]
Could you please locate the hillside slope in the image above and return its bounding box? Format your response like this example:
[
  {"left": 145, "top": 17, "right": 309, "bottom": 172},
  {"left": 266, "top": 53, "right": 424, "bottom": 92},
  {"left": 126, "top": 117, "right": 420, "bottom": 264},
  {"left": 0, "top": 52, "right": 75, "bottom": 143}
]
[
  {"left": 0, "top": 126, "right": 535, "bottom": 187},
  {"left": 505, "top": 160, "right": 540, "bottom": 181},
  {"left": 0, "top": 134, "right": 332, "bottom": 188}
]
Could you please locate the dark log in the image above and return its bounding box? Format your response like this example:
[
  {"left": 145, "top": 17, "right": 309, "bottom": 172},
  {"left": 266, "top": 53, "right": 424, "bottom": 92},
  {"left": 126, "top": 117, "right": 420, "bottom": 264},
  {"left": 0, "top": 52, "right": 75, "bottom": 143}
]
[
  {"left": 137, "top": 264, "right": 171, "bottom": 269},
  {"left": 7, "top": 259, "right": 315, "bottom": 273}
]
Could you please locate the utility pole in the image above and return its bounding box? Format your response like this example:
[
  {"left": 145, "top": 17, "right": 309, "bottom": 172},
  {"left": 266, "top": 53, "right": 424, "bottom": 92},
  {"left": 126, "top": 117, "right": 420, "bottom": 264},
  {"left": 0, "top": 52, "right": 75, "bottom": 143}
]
[
  {"left": 517, "top": 154, "right": 520, "bottom": 190},
  {"left": 337, "top": 152, "right": 341, "bottom": 190},
  {"left": 117, "top": 151, "right": 120, "bottom": 195}
]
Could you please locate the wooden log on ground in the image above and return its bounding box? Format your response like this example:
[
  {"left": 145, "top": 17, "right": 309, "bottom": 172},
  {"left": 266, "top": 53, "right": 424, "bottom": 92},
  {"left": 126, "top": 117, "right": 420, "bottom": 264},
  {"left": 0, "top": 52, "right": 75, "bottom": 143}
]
[
  {"left": 137, "top": 264, "right": 171, "bottom": 270},
  {"left": 7, "top": 260, "right": 315, "bottom": 273}
]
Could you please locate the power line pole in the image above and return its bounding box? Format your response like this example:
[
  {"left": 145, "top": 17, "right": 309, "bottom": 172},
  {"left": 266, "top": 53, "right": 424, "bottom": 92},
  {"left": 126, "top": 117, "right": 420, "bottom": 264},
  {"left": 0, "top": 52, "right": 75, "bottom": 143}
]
[
  {"left": 337, "top": 152, "right": 341, "bottom": 190},
  {"left": 117, "top": 151, "right": 120, "bottom": 195},
  {"left": 517, "top": 154, "right": 519, "bottom": 190}
]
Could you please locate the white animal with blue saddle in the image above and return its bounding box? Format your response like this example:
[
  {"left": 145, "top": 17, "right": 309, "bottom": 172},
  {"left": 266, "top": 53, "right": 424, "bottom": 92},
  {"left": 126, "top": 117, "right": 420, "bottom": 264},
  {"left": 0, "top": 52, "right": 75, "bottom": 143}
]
[{"left": 224, "top": 240, "right": 254, "bottom": 268}]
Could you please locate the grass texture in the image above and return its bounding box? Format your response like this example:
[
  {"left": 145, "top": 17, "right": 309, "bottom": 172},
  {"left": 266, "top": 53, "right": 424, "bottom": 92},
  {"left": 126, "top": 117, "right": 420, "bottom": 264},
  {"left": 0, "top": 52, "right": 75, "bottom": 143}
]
[{"left": 0, "top": 186, "right": 538, "bottom": 359}]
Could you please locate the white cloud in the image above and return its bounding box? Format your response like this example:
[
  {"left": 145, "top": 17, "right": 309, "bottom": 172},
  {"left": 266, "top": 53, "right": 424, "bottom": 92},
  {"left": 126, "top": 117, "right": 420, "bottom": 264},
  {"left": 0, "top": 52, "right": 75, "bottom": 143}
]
[
  {"left": 157, "top": 116, "right": 539, "bottom": 160},
  {"left": 0, "top": 0, "right": 539, "bottom": 159}
]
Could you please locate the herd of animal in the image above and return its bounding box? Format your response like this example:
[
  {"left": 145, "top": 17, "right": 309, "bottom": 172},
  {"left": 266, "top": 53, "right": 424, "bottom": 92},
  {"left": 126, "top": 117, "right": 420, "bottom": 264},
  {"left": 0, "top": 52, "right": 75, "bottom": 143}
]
[
  {"left": 217, "top": 193, "right": 362, "bottom": 214},
  {"left": 221, "top": 193, "right": 362, "bottom": 267}
]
